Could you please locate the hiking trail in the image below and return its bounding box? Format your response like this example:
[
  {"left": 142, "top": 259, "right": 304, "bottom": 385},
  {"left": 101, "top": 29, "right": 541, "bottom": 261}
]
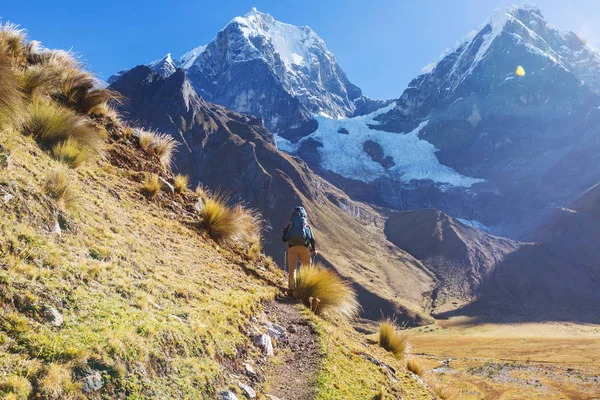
[{"left": 262, "top": 297, "right": 321, "bottom": 400}]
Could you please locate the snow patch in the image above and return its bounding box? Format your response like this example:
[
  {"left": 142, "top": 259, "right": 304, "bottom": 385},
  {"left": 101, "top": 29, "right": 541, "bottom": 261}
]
[
  {"left": 231, "top": 9, "right": 319, "bottom": 71},
  {"left": 457, "top": 218, "right": 491, "bottom": 232},
  {"left": 276, "top": 103, "right": 483, "bottom": 187},
  {"left": 178, "top": 45, "right": 207, "bottom": 69}
]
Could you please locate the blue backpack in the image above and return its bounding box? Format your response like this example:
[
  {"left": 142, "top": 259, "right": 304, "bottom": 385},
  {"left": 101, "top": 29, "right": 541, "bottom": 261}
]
[{"left": 284, "top": 206, "right": 311, "bottom": 247}]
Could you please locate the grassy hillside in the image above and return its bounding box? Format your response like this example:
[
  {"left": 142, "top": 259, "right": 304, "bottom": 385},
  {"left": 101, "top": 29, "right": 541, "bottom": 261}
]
[{"left": 0, "top": 24, "right": 432, "bottom": 399}]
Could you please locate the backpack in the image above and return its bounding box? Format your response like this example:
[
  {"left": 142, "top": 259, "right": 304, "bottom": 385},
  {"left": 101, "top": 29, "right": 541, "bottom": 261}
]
[{"left": 284, "top": 206, "right": 311, "bottom": 247}]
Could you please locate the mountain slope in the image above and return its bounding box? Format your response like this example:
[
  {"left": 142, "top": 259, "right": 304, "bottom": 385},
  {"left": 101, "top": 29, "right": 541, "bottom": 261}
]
[
  {"left": 385, "top": 209, "right": 600, "bottom": 322},
  {"left": 0, "top": 27, "right": 433, "bottom": 398},
  {"left": 109, "top": 66, "right": 436, "bottom": 323}
]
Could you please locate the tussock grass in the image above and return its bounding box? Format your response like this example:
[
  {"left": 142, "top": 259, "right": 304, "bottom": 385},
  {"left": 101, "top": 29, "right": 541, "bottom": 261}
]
[
  {"left": 194, "top": 183, "right": 210, "bottom": 202},
  {"left": 0, "top": 375, "right": 32, "bottom": 398},
  {"left": 429, "top": 382, "right": 456, "bottom": 400},
  {"left": 0, "top": 46, "right": 21, "bottom": 127},
  {"left": 0, "top": 22, "right": 28, "bottom": 63},
  {"left": 378, "top": 319, "right": 408, "bottom": 360},
  {"left": 199, "top": 194, "right": 263, "bottom": 245},
  {"left": 200, "top": 195, "right": 240, "bottom": 243},
  {"left": 55, "top": 68, "right": 121, "bottom": 116},
  {"left": 135, "top": 128, "right": 178, "bottom": 168},
  {"left": 52, "top": 138, "right": 87, "bottom": 167},
  {"left": 23, "top": 100, "right": 105, "bottom": 155},
  {"left": 45, "top": 169, "right": 77, "bottom": 208},
  {"left": 294, "top": 263, "right": 359, "bottom": 320},
  {"left": 38, "top": 363, "right": 72, "bottom": 399},
  {"left": 247, "top": 242, "right": 261, "bottom": 261},
  {"left": 407, "top": 358, "right": 424, "bottom": 376},
  {"left": 141, "top": 173, "right": 161, "bottom": 199},
  {"left": 233, "top": 204, "right": 263, "bottom": 245},
  {"left": 174, "top": 174, "right": 188, "bottom": 194},
  {"left": 18, "top": 64, "right": 59, "bottom": 97}
]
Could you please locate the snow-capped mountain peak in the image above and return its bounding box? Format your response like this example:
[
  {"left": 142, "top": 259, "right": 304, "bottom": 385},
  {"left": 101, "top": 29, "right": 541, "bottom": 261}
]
[
  {"left": 420, "top": 5, "right": 600, "bottom": 94},
  {"left": 147, "top": 53, "right": 177, "bottom": 78},
  {"left": 229, "top": 8, "right": 322, "bottom": 70},
  {"left": 108, "top": 9, "right": 365, "bottom": 139}
]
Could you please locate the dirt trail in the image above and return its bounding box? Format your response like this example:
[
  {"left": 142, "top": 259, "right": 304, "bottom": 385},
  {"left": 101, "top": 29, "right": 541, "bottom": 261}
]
[{"left": 263, "top": 297, "right": 321, "bottom": 400}]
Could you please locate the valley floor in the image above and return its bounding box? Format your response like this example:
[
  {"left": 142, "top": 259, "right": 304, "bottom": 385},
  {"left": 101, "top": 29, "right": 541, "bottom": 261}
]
[{"left": 407, "top": 320, "right": 600, "bottom": 399}]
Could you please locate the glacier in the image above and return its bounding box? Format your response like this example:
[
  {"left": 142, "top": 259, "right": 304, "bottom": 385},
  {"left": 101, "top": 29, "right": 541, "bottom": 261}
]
[{"left": 276, "top": 103, "right": 484, "bottom": 187}]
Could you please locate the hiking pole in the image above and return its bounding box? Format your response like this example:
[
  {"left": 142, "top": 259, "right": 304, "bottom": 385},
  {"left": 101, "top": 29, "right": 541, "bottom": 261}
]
[{"left": 283, "top": 243, "right": 288, "bottom": 273}]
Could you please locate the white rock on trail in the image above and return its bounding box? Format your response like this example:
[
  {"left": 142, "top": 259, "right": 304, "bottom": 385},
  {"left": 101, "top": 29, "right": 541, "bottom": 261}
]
[
  {"left": 237, "top": 382, "right": 256, "bottom": 399},
  {"left": 252, "top": 333, "right": 274, "bottom": 357},
  {"left": 220, "top": 391, "right": 239, "bottom": 400},
  {"left": 46, "top": 305, "right": 63, "bottom": 327},
  {"left": 262, "top": 322, "right": 287, "bottom": 341}
]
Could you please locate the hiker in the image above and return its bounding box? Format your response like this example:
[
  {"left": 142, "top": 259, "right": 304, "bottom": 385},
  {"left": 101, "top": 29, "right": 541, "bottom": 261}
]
[{"left": 282, "top": 206, "right": 317, "bottom": 295}]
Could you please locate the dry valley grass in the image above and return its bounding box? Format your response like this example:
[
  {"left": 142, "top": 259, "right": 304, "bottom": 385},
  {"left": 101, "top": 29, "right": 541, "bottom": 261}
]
[{"left": 407, "top": 321, "right": 600, "bottom": 399}]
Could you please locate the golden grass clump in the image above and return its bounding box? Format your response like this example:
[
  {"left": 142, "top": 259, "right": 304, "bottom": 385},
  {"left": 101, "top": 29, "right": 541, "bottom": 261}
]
[
  {"left": 199, "top": 194, "right": 264, "bottom": 245},
  {"left": 174, "top": 174, "right": 189, "bottom": 194},
  {"left": 406, "top": 358, "right": 424, "bottom": 376},
  {"left": 141, "top": 173, "right": 162, "bottom": 199},
  {"left": 38, "top": 363, "right": 72, "bottom": 399},
  {"left": 247, "top": 242, "right": 261, "bottom": 261},
  {"left": 54, "top": 68, "right": 121, "bottom": 116},
  {"left": 233, "top": 204, "right": 263, "bottom": 245},
  {"left": 378, "top": 319, "right": 408, "bottom": 360},
  {"left": 135, "top": 128, "right": 178, "bottom": 168},
  {"left": 429, "top": 381, "right": 456, "bottom": 400},
  {"left": 0, "top": 375, "right": 32, "bottom": 398},
  {"left": 45, "top": 169, "right": 77, "bottom": 208},
  {"left": 294, "top": 263, "right": 359, "bottom": 320},
  {"left": 0, "top": 47, "right": 21, "bottom": 127},
  {"left": 200, "top": 195, "right": 240, "bottom": 243},
  {"left": 0, "top": 22, "right": 28, "bottom": 63},
  {"left": 194, "top": 183, "right": 210, "bottom": 202},
  {"left": 23, "top": 100, "right": 105, "bottom": 155},
  {"left": 51, "top": 138, "right": 88, "bottom": 168}
]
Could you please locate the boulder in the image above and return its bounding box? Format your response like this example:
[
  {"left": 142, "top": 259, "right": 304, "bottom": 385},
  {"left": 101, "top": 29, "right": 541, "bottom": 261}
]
[
  {"left": 82, "top": 371, "right": 104, "bottom": 393},
  {"left": 220, "top": 391, "right": 239, "bottom": 400},
  {"left": 45, "top": 305, "right": 63, "bottom": 327},
  {"left": 237, "top": 382, "right": 256, "bottom": 399},
  {"left": 252, "top": 334, "right": 274, "bottom": 357}
]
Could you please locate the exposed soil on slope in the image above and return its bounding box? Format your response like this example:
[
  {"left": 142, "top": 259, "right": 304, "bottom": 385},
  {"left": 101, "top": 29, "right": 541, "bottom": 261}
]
[{"left": 262, "top": 297, "right": 321, "bottom": 400}]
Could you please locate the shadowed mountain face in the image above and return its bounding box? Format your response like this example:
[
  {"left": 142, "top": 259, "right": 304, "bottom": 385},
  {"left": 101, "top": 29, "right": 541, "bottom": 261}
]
[
  {"left": 535, "top": 182, "right": 600, "bottom": 268},
  {"left": 385, "top": 209, "right": 600, "bottom": 322},
  {"left": 109, "top": 66, "right": 436, "bottom": 324}
]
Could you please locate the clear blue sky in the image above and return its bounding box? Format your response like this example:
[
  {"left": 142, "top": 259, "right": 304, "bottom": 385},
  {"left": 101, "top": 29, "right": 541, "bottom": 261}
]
[{"left": 2, "top": 1, "right": 599, "bottom": 99}]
